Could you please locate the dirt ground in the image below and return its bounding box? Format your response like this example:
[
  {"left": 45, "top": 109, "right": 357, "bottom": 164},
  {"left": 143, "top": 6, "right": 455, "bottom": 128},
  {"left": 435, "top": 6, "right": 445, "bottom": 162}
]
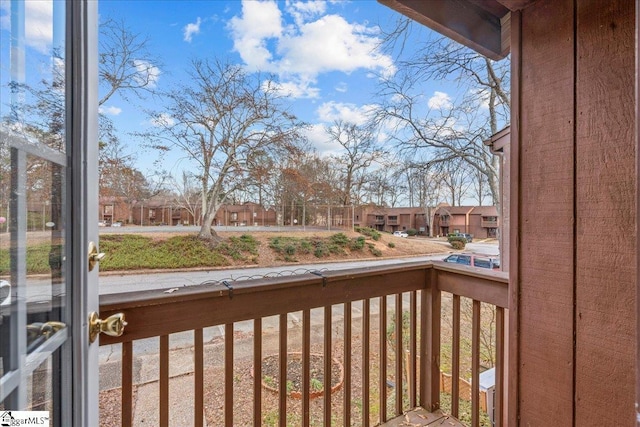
[{"left": 180, "top": 229, "right": 449, "bottom": 267}]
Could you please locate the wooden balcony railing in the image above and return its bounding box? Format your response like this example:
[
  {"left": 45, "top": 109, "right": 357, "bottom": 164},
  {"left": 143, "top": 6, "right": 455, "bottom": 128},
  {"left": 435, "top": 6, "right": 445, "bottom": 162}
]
[
  {"left": 481, "top": 220, "right": 498, "bottom": 228},
  {"left": 98, "top": 262, "right": 508, "bottom": 427}
]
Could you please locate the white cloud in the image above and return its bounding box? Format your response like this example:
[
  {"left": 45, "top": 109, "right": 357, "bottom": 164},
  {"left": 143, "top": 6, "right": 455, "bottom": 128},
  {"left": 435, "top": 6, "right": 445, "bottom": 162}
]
[
  {"left": 228, "top": 1, "right": 395, "bottom": 99},
  {"left": 428, "top": 91, "right": 452, "bottom": 110},
  {"left": 278, "top": 15, "right": 394, "bottom": 78},
  {"left": 133, "top": 60, "right": 161, "bottom": 88},
  {"left": 183, "top": 17, "right": 201, "bottom": 42},
  {"left": 99, "top": 105, "right": 122, "bottom": 116},
  {"left": 334, "top": 82, "right": 348, "bottom": 93},
  {"left": 228, "top": 1, "right": 282, "bottom": 71},
  {"left": 0, "top": 0, "right": 54, "bottom": 54},
  {"left": 316, "top": 101, "right": 375, "bottom": 125},
  {"left": 150, "top": 113, "right": 175, "bottom": 127},
  {"left": 303, "top": 123, "right": 340, "bottom": 156},
  {"left": 285, "top": 1, "right": 326, "bottom": 26},
  {"left": 267, "top": 79, "right": 320, "bottom": 99}
]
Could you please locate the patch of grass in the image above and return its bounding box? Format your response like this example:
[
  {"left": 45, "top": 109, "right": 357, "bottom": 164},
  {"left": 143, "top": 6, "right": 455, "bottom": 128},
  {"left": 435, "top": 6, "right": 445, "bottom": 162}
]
[
  {"left": 217, "top": 234, "right": 259, "bottom": 261},
  {"left": 350, "top": 236, "right": 366, "bottom": 250},
  {"left": 269, "top": 233, "right": 360, "bottom": 261},
  {"left": 0, "top": 243, "right": 64, "bottom": 275},
  {"left": 99, "top": 234, "right": 229, "bottom": 271},
  {"left": 366, "top": 242, "right": 382, "bottom": 257},
  {"left": 310, "top": 378, "right": 323, "bottom": 392},
  {"left": 329, "top": 232, "right": 350, "bottom": 246},
  {"left": 355, "top": 226, "right": 381, "bottom": 241}
]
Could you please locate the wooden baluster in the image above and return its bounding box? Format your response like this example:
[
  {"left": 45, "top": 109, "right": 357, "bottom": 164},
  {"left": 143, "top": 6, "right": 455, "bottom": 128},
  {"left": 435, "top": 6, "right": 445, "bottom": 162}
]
[
  {"left": 363, "top": 299, "right": 370, "bottom": 427},
  {"left": 122, "top": 341, "right": 133, "bottom": 427},
  {"left": 324, "top": 306, "right": 332, "bottom": 426},
  {"left": 195, "top": 328, "right": 204, "bottom": 427},
  {"left": 159, "top": 335, "right": 169, "bottom": 427},
  {"left": 302, "top": 309, "right": 311, "bottom": 427},
  {"left": 471, "top": 301, "right": 480, "bottom": 427},
  {"left": 278, "top": 314, "right": 287, "bottom": 427},
  {"left": 395, "top": 293, "right": 403, "bottom": 416},
  {"left": 225, "top": 324, "right": 234, "bottom": 426},
  {"left": 380, "top": 295, "right": 387, "bottom": 423},
  {"left": 344, "top": 301, "right": 352, "bottom": 426},
  {"left": 253, "top": 320, "right": 262, "bottom": 427},
  {"left": 452, "top": 295, "right": 461, "bottom": 418}
]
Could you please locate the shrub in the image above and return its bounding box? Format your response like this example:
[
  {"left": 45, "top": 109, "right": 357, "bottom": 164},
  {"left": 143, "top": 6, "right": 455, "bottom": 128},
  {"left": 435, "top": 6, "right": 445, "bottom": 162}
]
[
  {"left": 369, "top": 247, "right": 383, "bottom": 257},
  {"left": 450, "top": 240, "right": 465, "bottom": 250},
  {"left": 328, "top": 243, "right": 345, "bottom": 255},
  {"left": 299, "top": 240, "right": 313, "bottom": 254},
  {"left": 406, "top": 228, "right": 418, "bottom": 236},
  {"left": 330, "top": 233, "right": 350, "bottom": 246},
  {"left": 388, "top": 242, "right": 395, "bottom": 248},
  {"left": 355, "top": 226, "right": 381, "bottom": 241},
  {"left": 350, "top": 236, "right": 366, "bottom": 250},
  {"left": 314, "top": 246, "right": 328, "bottom": 258},
  {"left": 448, "top": 235, "right": 467, "bottom": 250}
]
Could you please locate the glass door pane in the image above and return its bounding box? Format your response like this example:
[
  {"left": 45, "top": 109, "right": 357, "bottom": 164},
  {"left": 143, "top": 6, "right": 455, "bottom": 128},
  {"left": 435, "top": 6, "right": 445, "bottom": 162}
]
[{"left": 0, "top": 1, "right": 69, "bottom": 423}]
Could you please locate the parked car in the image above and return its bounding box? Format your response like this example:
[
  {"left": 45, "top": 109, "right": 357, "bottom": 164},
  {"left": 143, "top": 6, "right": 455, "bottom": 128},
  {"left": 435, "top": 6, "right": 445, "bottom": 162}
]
[
  {"left": 111, "top": 221, "right": 122, "bottom": 227},
  {"left": 393, "top": 230, "right": 408, "bottom": 238},
  {"left": 442, "top": 253, "right": 499, "bottom": 270}
]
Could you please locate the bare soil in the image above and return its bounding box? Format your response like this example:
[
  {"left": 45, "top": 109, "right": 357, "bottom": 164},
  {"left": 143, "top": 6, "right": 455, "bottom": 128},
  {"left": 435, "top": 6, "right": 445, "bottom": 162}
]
[{"left": 217, "top": 230, "right": 449, "bottom": 268}]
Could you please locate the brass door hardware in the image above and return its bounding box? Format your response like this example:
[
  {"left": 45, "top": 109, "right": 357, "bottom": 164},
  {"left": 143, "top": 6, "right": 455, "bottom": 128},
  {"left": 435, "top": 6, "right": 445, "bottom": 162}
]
[
  {"left": 88, "top": 241, "right": 105, "bottom": 271},
  {"left": 88, "top": 312, "right": 126, "bottom": 343}
]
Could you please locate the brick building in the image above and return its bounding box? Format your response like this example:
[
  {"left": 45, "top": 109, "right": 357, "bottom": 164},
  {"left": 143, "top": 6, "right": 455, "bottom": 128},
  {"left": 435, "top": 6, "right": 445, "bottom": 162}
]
[{"left": 433, "top": 205, "right": 499, "bottom": 239}]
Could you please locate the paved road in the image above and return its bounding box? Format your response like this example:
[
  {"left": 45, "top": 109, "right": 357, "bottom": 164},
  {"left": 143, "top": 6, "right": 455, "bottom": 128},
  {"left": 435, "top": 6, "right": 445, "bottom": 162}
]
[
  {"left": 18, "top": 242, "right": 498, "bottom": 303},
  {"left": 98, "top": 253, "right": 451, "bottom": 294},
  {"left": 99, "top": 224, "right": 333, "bottom": 234}
]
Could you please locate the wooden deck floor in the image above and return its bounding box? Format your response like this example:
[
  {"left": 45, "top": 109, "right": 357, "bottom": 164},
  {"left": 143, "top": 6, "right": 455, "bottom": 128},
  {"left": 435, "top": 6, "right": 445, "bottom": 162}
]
[{"left": 380, "top": 408, "right": 466, "bottom": 427}]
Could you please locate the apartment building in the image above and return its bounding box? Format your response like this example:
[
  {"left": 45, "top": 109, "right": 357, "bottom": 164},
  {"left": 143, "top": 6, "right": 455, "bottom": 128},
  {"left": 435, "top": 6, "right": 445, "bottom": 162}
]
[{"left": 434, "top": 205, "right": 499, "bottom": 239}]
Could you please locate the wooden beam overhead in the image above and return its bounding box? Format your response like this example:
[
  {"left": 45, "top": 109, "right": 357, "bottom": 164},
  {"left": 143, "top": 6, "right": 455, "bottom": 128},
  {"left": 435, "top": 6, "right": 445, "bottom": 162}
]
[{"left": 378, "top": 0, "right": 511, "bottom": 60}]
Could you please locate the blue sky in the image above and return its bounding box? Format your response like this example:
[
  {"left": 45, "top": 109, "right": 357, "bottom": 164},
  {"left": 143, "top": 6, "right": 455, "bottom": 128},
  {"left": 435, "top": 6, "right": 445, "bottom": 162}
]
[
  {"left": 95, "top": 0, "right": 459, "bottom": 173},
  {"left": 1, "top": 1, "right": 460, "bottom": 176}
]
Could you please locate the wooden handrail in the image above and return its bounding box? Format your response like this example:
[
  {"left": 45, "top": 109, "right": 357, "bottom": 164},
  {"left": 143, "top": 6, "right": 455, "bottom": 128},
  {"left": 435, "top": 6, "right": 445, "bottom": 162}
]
[{"left": 98, "top": 261, "right": 508, "bottom": 426}]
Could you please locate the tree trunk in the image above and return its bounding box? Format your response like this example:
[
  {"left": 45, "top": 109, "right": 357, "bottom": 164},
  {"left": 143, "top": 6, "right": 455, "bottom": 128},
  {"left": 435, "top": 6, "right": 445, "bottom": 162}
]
[{"left": 198, "top": 206, "right": 222, "bottom": 243}]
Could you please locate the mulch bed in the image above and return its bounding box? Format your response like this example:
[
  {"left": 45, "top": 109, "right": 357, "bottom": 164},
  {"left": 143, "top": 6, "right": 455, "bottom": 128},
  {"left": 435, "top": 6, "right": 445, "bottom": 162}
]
[{"left": 260, "top": 353, "right": 343, "bottom": 399}]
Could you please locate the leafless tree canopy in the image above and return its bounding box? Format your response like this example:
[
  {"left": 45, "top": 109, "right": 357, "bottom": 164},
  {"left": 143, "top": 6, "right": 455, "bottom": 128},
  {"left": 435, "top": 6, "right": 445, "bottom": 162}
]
[
  {"left": 374, "top": 18, "right": 510, "bottom": 208},
  {"left": 144, "top": 59, "right": 306, "bottom": 241},
  {"left": 325, "top": 121, "right": 385, "bottom": 206},
  {"left": 99, "top": 18, "right": 162, "bottom": 106}
]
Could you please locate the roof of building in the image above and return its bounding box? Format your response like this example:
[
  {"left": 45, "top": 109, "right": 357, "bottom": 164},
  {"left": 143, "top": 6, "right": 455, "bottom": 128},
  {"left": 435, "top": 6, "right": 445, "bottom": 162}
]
[
  {"left": 470, "top": 206, "right": 499, "bottom": 216},
  {"left": 435, "top": 205, "right": 498, "bottom": 216}
]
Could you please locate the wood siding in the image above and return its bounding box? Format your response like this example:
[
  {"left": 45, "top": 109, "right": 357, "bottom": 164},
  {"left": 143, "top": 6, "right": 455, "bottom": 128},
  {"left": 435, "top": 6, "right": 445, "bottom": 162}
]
[
  {"left": 515, "top": 0, "right": 636, "bottom": 423},
  {"left": 575, "top": 0, "right": 636, "bottom": 424}
]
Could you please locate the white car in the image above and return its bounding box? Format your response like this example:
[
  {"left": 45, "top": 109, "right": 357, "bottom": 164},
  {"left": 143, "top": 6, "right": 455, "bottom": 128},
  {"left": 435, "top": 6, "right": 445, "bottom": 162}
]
[{"left": 393, "top": 231, "right": 408, "bottom": 238}]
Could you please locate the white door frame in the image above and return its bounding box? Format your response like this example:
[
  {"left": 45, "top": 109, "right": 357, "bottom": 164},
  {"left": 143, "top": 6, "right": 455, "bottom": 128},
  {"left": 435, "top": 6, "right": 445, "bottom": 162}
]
[{"left": 67, "top": 1, "right": 100, "bottom": 425}]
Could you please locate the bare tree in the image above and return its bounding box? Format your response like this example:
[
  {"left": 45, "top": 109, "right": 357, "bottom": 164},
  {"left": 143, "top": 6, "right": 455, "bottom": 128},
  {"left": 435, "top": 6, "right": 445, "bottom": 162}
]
[
  {"left": 325, "top": 121, "right": 384, "bottom": 206},
  {"left": 171, "top": 171, "right": 203, "bottom": 226},
  {"left": 145, "top": 59, "right": 305, "bottom": 241},
  {"left": 99, "top": 18, "right": 161, "bottom": 106},
  {"left": 377, "top": 20, "right": 509, "bottom": 208},
  {"left": 375, "top": 69, "right": 500, "bottom": 206},
  {"left": 434, "top": 158, "right": 474, "bottom": 206},
  {"left": 100, "top": 138, "right": 165, "bottom": 223}
]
